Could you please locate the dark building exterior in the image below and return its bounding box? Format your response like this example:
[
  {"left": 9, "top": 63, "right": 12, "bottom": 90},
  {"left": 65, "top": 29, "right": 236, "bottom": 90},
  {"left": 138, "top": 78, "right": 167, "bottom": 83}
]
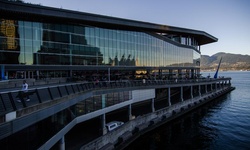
[
  {"left": 0, "top": 0, "right": 217, "bottom": 81},
  {"left": 0, "top": 1, "right": 232, "bottom": 150}
]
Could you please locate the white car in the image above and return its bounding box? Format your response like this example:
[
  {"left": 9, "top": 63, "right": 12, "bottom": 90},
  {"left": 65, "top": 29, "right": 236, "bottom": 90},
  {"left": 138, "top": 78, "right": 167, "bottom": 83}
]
[{"left": 106, "top": 121, "right": 124, "bottom": 132}]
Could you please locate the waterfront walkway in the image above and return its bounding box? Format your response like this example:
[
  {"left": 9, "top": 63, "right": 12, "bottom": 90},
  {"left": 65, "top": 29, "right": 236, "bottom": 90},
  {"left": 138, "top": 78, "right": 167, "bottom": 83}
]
[
  {"left": 0, "top": 77, "right": 233, "bottom": 149},
  {"left": 82, "top": 85, "right": 235, "bottom": 150},
  {"left": 0, "top": 78, "right": 231, "bottom": 123}
]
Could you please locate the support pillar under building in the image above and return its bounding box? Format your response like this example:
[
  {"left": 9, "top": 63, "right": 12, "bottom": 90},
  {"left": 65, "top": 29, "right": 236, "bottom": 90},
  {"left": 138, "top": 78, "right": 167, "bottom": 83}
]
[
  {"left": 102, "top": 94, "right": 106, "bottom": 108},
  {"left": 190, "top": 86, "right": 193, "bottom": 99},
  {"left": 5, "top": 71, "right": 8, "bottom": 80},
  {"left": 168, "top": 88, "right": 171, "bottom": 106},
  {"left": 101, "top": 114, "right": 107, "bottom": 135},
  {"left": 151, "top": 98, "right": 155, "bottom": 112},
  {"left": 198, "top": 85, "right": 201, "bottom": 97},
  {"left": 59, "top": 136, "right": 65, "bottom": 150},
  {"left": 1, "top": 65, "right": 4, "bottom": 80},
  {"left": 180, "top": 86, "right": 183, "bottom": 101},
  {"left": 128, "top": 104, "right": 133, "bottom": 120}
]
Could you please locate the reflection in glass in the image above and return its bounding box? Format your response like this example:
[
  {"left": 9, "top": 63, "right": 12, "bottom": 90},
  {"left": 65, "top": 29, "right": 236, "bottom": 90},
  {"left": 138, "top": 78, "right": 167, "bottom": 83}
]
[
  {"left": 0, "top": 19, "right": 20, "bottom": 64},
  {"left": 0, "top": 18, "right": 200, "bottom": 67}
]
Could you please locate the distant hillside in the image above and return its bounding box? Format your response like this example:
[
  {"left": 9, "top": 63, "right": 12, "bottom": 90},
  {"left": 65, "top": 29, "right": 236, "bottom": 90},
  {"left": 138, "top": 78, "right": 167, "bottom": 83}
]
[{"left": 201, "top": 52, "right": 250, "bottom": 71}]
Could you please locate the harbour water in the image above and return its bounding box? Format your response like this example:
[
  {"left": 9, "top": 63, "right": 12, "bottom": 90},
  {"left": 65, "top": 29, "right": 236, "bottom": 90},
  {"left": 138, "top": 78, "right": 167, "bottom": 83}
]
[{"left": 126, "top": 71, "right": 250, "bottom": 150}]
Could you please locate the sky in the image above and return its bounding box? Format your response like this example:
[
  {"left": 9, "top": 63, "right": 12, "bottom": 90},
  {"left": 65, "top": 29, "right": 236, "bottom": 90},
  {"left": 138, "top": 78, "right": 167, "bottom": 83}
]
[{"left": 25, "top": 0, "right": 250, "bottom": 56}]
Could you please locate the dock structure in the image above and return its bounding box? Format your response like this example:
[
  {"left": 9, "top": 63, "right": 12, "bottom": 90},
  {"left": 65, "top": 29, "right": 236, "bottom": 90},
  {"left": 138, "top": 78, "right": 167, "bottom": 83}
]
[
  {"left": 0, "top": 1, "right": 232, "bottom": 149},
  {"left": 0, "top": 78, "right": 234, "bottom": 149}
]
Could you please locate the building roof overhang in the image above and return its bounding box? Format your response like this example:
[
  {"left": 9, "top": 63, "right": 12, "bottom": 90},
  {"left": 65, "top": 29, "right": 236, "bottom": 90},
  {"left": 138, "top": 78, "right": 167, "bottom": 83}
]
[{"left": 0, "top": 1, "right": 218, "bottom": 45}]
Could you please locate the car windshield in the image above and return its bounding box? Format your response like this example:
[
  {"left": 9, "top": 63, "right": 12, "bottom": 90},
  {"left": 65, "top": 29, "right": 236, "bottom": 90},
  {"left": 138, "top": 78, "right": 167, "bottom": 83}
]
[{"left": 110, "top": 124, "right": 116, "bottom": 128}]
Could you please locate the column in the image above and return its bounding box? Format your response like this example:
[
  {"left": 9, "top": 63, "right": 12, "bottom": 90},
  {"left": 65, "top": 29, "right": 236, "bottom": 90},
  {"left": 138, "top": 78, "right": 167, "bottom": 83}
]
[
  {"left": 59, "top": 111, "right": 64, "bottom": 126},
  {"left": 70, "top": 70, "right": 73, "bottom": 78},
  {"left": 205, "top": 84, "right": 207, "bottom": 93},
  {"left": 69, "top": 34, "right": 73, "bottom": 78},
  {"left": 190, "top": 85, "right": 193, "bottom": 99},
  {"left": 191, "top": 69, "right": 194, "bottom": 79},
  {"left": 180, "top": 86, "right": 183, "bottom": 101},
  {"left": 24, "top": 71, "right": 27, "bottom": 79},
  {"left": 28, "top": 71, "right": 30, "bottom": 79},
  {"left": 168, "top": 88, "right": 171, "bottom": 106},
  {"left": 128, "top": 104, "right": 132, "bottom": 120},
  {"left": 59, "top": 136, "right": 65, "bottom": 150},
  {"left": 146, "top": 69, "right": 150, "bottom": 80},
  {"left": 6, "top": 71, "right": 8, "bottom": 80},
  {"left": 36, "top": 70, "right": 40, "bottom": 79},
  {"left": 151, "top": 98, "right": 155, "bottom": 112},
  {"left": 1, "top": 65, "right": 4, "bottom": 80},
  {"left": 169, "top": 69, "right": 173, "bottom": 80},
  {"left": 198, "top": 85, "right": 201, "bottom": 97},
  {"left": 158, "top": 69, "right": 162, "bottom": 79},
  {"left": 215, "top": 83, "right": 217, "bottom": 91},
  {"left": 178, "top": 69, "right": 181, "bottom": 80},
  {"left": 31, "top": 71, "right": 34, "bottom": 79},
  {"left": 211, "top": 83, "right": 213, "bottom": 91},
  {"left": 108, "top": 68, "right": 110, "bottom": 82},
  {"left": 101, "top": 114, "right": 107, "bottom": 135},
  {"left": 102, "top": 94, "right": 106, "bottom": 108},
  {"left": 69, "top": 33, "right": 72, "bottom": 65}
]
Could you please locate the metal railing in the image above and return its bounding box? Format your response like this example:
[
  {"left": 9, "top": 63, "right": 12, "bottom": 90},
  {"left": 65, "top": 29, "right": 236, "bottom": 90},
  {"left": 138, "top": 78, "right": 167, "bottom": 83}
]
[{"left": 0, "top": 78, "right": 231, "bottom": 119}]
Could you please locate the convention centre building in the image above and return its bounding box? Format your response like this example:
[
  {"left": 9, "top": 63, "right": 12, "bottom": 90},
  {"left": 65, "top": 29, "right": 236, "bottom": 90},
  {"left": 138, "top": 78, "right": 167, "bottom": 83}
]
[
  {"left": 0, "top": 0, "right": 217, "bottom": 81},
  {"left": 0, "top": 1, "right": 236, "bottom": 150}
]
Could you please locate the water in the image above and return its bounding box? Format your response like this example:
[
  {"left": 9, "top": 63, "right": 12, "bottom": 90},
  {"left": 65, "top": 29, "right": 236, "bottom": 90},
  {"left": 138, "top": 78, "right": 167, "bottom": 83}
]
[{"left": 126, "top": 71, "right": 250, "bottom": 150}]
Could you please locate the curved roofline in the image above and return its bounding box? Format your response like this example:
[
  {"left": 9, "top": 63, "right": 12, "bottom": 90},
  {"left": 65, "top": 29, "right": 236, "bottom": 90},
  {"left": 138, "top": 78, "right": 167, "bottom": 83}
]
[{"left": 0, "top": 0, "right": 218, "bottom": 45}]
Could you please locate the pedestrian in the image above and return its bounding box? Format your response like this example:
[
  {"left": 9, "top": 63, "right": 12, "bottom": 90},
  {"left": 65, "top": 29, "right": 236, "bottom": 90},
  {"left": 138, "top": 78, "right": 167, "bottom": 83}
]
[
  {"left": 17, "top": 80, "right": 30, "bottom": 102},
  {"left": 95, "top": 78, "right": 99, "bottom": 86}
]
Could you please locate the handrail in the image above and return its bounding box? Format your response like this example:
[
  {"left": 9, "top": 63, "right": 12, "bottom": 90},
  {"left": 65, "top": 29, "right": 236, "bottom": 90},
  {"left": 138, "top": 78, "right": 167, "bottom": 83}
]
[{"left": 0, "top": 78, "right": 231, "bottom": 118}]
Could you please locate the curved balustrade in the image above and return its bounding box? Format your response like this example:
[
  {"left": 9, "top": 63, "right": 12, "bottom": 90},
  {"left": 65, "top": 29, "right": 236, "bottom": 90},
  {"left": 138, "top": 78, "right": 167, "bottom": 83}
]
[{"left": 0, "top": 78, "right": 231, "bottom": 122}]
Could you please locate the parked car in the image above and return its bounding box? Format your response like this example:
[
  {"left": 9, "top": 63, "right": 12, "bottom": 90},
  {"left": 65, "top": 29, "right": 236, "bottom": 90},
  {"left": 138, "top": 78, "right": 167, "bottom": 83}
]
[{"left": 106, "top": 121, "right": 124, "bottom": 132}]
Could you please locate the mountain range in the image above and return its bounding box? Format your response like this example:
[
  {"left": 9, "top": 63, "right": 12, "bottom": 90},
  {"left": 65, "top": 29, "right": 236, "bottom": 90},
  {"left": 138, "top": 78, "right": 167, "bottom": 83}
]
[{"left": 201, "top": 52, "right": 250, "bottom": 71}]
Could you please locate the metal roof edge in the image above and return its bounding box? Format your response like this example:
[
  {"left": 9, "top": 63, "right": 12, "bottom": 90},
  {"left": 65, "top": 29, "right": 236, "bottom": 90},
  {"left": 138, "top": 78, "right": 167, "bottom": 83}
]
[{"left": 0, "top": 0, "right": 217, "bottom": 45}]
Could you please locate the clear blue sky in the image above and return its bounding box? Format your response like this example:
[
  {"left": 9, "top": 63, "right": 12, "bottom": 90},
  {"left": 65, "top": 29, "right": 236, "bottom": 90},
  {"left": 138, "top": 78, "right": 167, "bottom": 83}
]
[{"left": 25, "top": 0, "right": 250, "bottom": 56}]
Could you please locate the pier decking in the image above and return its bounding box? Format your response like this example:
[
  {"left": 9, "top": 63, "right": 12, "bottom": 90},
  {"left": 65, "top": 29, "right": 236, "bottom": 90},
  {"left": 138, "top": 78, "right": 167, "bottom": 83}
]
[{"left": 0, "top": 78, "right": 234, "bottom": 149}]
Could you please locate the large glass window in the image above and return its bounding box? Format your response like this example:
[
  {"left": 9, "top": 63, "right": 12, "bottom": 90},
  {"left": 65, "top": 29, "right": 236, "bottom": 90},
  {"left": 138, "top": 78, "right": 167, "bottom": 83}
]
[
  {"left": 193, "top": 51, "right": 200, "bottom": 66},
  {"left": 0, "top": 18, "right": 200, "bottom": 67}
]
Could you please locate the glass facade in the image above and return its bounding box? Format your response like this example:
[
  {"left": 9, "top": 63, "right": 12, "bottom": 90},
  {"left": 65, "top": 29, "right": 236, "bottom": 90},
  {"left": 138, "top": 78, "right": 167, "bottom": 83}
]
[{"left": 0, "top": 19, "right": 200, "bottom": 67}]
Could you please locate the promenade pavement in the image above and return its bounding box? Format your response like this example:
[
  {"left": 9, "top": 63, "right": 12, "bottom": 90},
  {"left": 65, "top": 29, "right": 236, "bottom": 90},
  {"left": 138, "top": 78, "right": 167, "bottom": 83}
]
[{"left": 0, "top": 81, "right": 74, "bottom": 93}]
